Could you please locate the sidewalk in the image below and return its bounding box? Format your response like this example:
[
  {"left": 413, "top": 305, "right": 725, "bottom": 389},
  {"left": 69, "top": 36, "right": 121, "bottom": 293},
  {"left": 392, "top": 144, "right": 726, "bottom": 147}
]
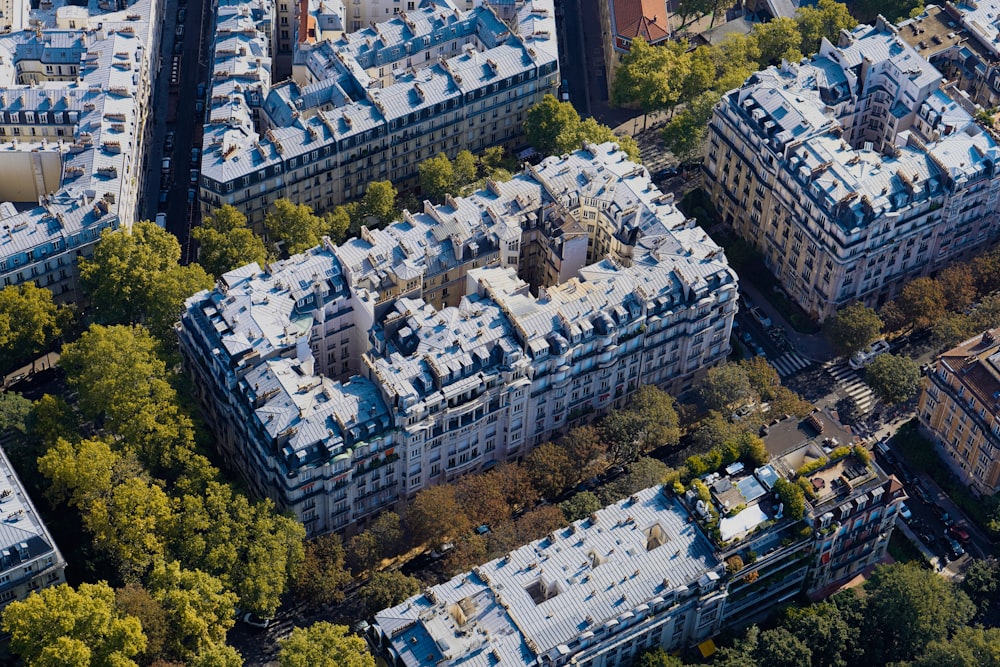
[{"left": 2, "top": 351, "right": 59, "bottom": 390}]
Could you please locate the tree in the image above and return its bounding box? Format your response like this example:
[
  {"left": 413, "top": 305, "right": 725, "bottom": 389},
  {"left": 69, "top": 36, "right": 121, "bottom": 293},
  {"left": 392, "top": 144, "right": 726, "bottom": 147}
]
[
  {"left": 265, "top": 199, "right": 327, "bottom": 255},
  {"left": 717, "top": 33, "right": 762, "bottom": 71},
  {"left": 862, "top": 562, "right": 975, "bottom": 664},
  {"left": 512, "top": 505, "right": 566, "bottom": 544},
  {"left": 405, "top": 485, "right": 471, "bottom": 548},
  {"left": 443, "top": 533, "right": 489, "bottom": 576},
  {"left": 325, "top": 205, "right": 353, "bottom": 243},
  {"left": 418, "top": 153, "right": 456, "bottom": 203},
  {"left": 753, "top": 17, "right": 804, "bottom": 64},
  {"left": 2, "top": 582, "right": 146, "bottom": 667},
  {"left": 359, "top": 181, "right": 398, "bottom": 227},
  {"left": 453, "top": 150, "right": 479, "bottom": 188},
  {"left": 782, "top": 600, "right": 860, "bottom": 667},
  {"left": 661, "top": 90, "right": 721, "bottom": 161},
  {"left": 360, "top": 571, "right": 421, "bottom": 615},
  {"left": 116, "top": 584, "right": 170, "bottom": 662},
  {"left": 753, "top": 627, "right": 813, "bottom": 667},
  {"left": 345, "top": 511, "right": 402, "bottom": 573},
  {"left": 86, "top": 476, "right": 176, "bottom": 578},
  {"left": 559, "top": 425, "right": 607, "bottom": 484},
  {"left": 865, "top": 353, "right": 920, "bottom": 405},
  {"left": 960, "top": 558, "right": 1000, "bottom": 613},
  {"left": 601, "top": 457, "right": 672, "bottom": 503},
  {"left": 0, "top": 283, "right": 71, "bottom": 372},
  {"left": 489, "top": 463, "right": 539, "bottom": 514},
  {"left": 295, "top": 533, "right": 352, "bottom": 605},
  {"left": 796, "top": 0, "right": 856, "bottom": 56},
  {"left": 601, "top": 409, "right": 646, "bottom": 465},
  {"left": 826, "top": 302, "right": 884, "bottom": 356},
  {"left": 637, "top": 647, "right": 685, "bottom": 667},
  {"left": 612, "top": 38, "right": 691, "bottom": 115},
  {"left": 144, "top": 263, "right": 214, "bottom": 340},
  {"left": 938, "top": 264, "right": 977, "bottom": 314},
  {"left": 525, "top": 96, "right": 641, "bottom": 162},
  {"left": 911, "top": 626, "right": 1000, "bottom": 667},
  {"left": 192, "top": 205, "right": 268, "bottom": 279},
  {"left": 524, "top": 441, "right": 573, "bottom": 498},
  {"left": 278, "top": 622, "right": 375, "bottom": 667},
  {"left": 773, "top": 478, "right": 805, "bottom": 520},
  {"left": 0, "top": 391, "right": 32, "bottom": 434},
  {"left": 896, "top": 276, "right": 946, "bottom": 330},
  {"left": 455, "top": 471, "right": 512, "bottom": 528},
  {"left": 699, "top": 362, "right": 755, "bottom": 411},
  {"left": 972, "top": 247, "right": 1000, "bottom": 296},
  {"left": 80, "top": 221, "right": 184, "bottom": 325},
  {"left": 524, "top": 94, "right": 581, "bottom": 156},
  {"left": 146, "top": 560, "right": 239, "bottom": 663},
  {"left": 628, "top": 385, "right": 682, "bottom": 451},
  {"left": 560, "top": 491, "right": 603, "bottom": 522}
]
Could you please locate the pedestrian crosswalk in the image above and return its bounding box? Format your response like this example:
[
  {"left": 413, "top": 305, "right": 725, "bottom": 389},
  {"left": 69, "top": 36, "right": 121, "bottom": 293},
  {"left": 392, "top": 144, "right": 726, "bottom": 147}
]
[
  {"left": 770, "top": 351, "right": 813, "bottom": 378},
  {"left": 824, "top": 360, "right": 877, "bottom": 414}
]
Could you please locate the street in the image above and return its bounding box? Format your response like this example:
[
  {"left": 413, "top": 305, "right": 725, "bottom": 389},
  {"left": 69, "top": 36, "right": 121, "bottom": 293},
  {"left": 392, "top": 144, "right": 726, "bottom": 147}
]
[{"left": 140, "top": 0, "right": 212, "bottom": 262}]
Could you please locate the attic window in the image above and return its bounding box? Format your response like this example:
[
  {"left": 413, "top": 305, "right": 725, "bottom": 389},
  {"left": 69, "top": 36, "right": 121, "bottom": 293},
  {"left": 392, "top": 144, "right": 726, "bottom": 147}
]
[{"left": 644, "top": 522, "right": 668, "bottom": 551}]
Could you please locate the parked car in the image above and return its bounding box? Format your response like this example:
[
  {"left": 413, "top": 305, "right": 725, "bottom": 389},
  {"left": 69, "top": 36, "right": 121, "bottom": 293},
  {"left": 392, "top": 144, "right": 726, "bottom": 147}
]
[
  {"left": 898, "top": 503, "right": 912, "bottom": 520},
  {"left": 732, "top": 404, "right": 756, "bottom": 421},
  {"left": 947, "top": 536, "right": 965, "bottom": 558},
  {"left": 161, "top": 157, "right": 171, "bottom": 173},
  {"left": 474, "top": 524, "right": 491, "bottom": 536},
  {"left": 155, "top": 212, "right": 167, "bottom": 228},
  {"left": 189, "top": 169, "right": 199, "bottom": 185},
  {"left": 191, "top": 147, "right": 200, "bottom": 165},
  {"left": 164, "top": 131, "right": 175, "bottom": 152},
  {"left": 741, "top": 331, "right": 754, "bottom": 345},
  {"left": 237, "top": 611, "right": 272, "bottom": 629},
  {"left": 749, "top": 307, "right": 772, "bottom": 328},
  {"left": 430, "top": 543, "right": 455, "bottom": 559},
  {"left": 849, "top": 339, "right": 890, "bottom": 370},
  {"left": 948, "top": 525, "right": 970, "bottom": 543}
]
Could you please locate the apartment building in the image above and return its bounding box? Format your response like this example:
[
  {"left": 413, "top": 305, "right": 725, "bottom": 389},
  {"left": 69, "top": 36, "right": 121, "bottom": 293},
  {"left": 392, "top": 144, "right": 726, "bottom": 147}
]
[
  {"left": 199, "top": 0, "right": 559, "bottom": 233},
  {"left": 0, "top": 444, "right": 67, "bottom": 609},
  {"left": 371, "top": 412, "right": 904, "bottom": 666},
  {"left": 0, "top": 0, "right": 162, "bottom": 303},
  {"left": 705, "top": 16, "right": 1000, "bottom": 321},
  {"left": 898, "top": 2, "right": 1000, "bottom": 109},
  {"left": 178, "top": 142, "right": 738, "bottom": 534},
  {"left": 918, "top": 328, "right": 1000, "bottom": 496}
]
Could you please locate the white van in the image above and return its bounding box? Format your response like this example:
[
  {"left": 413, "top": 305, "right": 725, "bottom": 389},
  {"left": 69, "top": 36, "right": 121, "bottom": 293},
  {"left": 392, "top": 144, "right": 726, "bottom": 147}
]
[{"left": 155, "top": 212, "right": 167, "bottom": 228}]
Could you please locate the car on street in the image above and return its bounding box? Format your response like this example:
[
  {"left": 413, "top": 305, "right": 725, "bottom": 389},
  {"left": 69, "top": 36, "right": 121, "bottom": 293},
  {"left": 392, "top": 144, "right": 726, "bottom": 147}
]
[
  {"left": 948, "top": 525, "right": 970, "bottom": 543},
  {"left": 236, "top": 610, "right": 272, "bottom": 629},
  {"left": 191, "top": 147, "right": 200, "bottom": 165},
  {"left": 947, "top": 536, "right": 965, "bottom": 558},
  {"left": 849, "top": 339, "right": 890, "bottom": 370},
  {"left": 898, "top": 503, "right": 912, "bottom": 520},
  {"left": 165, "top": 131, "right": 174, "bottom": 152},
  {"left": 430, "top": 543, "right": 454, "bottom": 559},
  {"left": 749, "top": 307, "right": 772, "bottom": 328},
  {"left": 187, "top": 188, "right": 196, "bottom": 203},
  {"left": 741, "top": 331, "right": 753, "bottom": 345},
  {"left": 753, "top": 343, "right": 766, "bottom": 357},
  {"left": 190, "top": 169, "right": 199, "bottom": 185}
]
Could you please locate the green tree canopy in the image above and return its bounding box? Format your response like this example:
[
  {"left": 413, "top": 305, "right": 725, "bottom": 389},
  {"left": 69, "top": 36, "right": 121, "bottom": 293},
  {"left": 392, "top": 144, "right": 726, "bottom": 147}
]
[
  {"left": 661, "top": 90, "right": 721, "bottom": 161},
  {"left": 796, "top": 0, "right": 857, "bottom": 55},
  {"left": 2, "top": 582, "right": 146, "bottom": 667},
  {"left": 612, "top": 38, "right": 690, "bottom": 114},
  {"left": 865, "top": 353, "right": 920, "bottom": 405},
  {"left": 278, "top": 622, "right": 375, "bottom": 667},
  {"left": 525, "top": 95, "right": 641, "bottom": 161},
  {"left": 911, "top": 626, "right": 1000, "bottom": 667},
  {"left": 826, "top": 301, "right": 884, "bottom": 356},
  {"left": 773, "top": 478, "right": 805, "bottom": 520},
  {"left": 360, "top": 570, "right": 422, "bottom": 616},
  {"left": 861, "top": 562, "right": 976, "bottom": 664},
  {"left": 418, "top": 153, "right": 456, "bottom": 203},
  {"left": 145, "top": 264, "right": 214, "bottom": 340},
  {"left": 146, "top": 560, "right": 239, "bottom": 664},
  {"left": 637, "top": 647, "right": 685, "bottom": 667},
  {"left": 80, "top": 221, "right": 184, "bottom": 326},
  {"left": 265, "top": 199, "right": 327, "bottom": 255},
  {"left": 560, "top": 491, "right": 603, "bottom": 522},
  {"left": 628, "top": 385, "right": 682, "bottom": 451},
  {"left": 699, "top": 362, "right": 756, "bottom": 411},
  {"left": 0, "top": 282, "right": 72, "bottom": 372},
  {"left": 753, "top": 17, "right": 804, "bottom": 64},
  {"left": 359, "top": 181, "right": 399, "bottom": 227},
  {"left": 192, "top": 205, "right": 268, "bottom": 279}
]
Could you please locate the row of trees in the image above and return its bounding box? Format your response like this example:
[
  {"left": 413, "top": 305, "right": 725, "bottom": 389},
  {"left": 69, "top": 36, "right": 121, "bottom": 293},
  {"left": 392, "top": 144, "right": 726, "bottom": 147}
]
[
  {"left": 417, "top": 146, "right": 517, "bottom": 203},
  {"left": 611, "top": 0, "right": 857, "bottom": 160},
  {"left": 0, "top": 222, "right": 322, "bottom": 664},
  {"left": 642, "top": 561, "right": 993, "bottom": 667}
]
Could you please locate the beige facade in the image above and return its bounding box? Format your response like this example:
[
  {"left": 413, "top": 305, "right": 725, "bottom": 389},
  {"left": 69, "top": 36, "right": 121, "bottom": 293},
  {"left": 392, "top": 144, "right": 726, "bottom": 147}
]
[
  {"left": 919, "top": 328, "right": 1000, "bottom": 496},
  {"left": 705, "top": 19, "right": 1000, "bottom": 321}
]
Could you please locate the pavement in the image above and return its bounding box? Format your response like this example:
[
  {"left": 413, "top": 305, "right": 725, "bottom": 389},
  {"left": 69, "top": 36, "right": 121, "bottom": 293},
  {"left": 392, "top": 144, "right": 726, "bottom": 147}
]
[
  {"left": 739, "top": 279, "right": 836, "bottom": 363},
  {"left": 2, "top": 352, "right": 59, "bottom": 390}
]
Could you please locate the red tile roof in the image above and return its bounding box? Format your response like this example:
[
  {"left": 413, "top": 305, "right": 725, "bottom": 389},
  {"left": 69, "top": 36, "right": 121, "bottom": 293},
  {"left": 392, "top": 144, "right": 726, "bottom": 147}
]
[{"left": 612, "top": 0, "right": 671, "bottom": 43}]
